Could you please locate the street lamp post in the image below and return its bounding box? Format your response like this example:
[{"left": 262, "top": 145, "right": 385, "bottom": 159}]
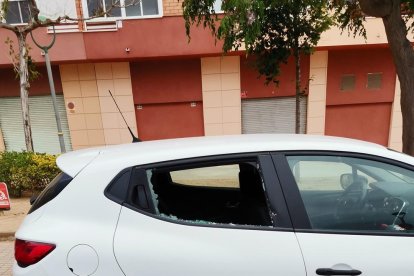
[{"left": 30, "top": 26, "right": 66, "bottom": 153}]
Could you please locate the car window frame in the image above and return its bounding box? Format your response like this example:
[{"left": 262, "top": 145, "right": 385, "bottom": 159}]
[
  {"left": 272, "top": 150, "right": 414, "bottom": 237},
  {"left": 120, "top": 152, "right": 293, "bottom": 232}
]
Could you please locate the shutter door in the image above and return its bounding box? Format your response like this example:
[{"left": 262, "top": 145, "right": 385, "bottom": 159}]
[
  {"left": 0, "top": 95, "right": 72, "bottom": 154},
  {"left": 241, "top": 96, "right": 307, "bottom": 134}
]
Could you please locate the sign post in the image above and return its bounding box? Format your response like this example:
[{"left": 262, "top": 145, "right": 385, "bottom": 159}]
[{"left": 0, "top": 182, "right": 11, "bottom": 211}]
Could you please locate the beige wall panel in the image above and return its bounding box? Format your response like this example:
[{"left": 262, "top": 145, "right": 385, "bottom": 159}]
[
  {"left": 223, "top": 106, "right": 241, "bottom": 123},
  {"left": 204, "top": 124, "right": 223, "bottom": 136},
  {"left": 306, "top": 116, "right": 325, "bottom": 134},
  {"left": 97, "top": 80, "right": 115, "bottom": 97},
  {"left": 222, "top": 90, "right": 241, "bottom": 107},
  {"left": 61, "top": 62, "right": 136, "bottom": 149},
  {"left": 104, "top": 128, "right": 122, "bottom": 145},
  {"left": 70, "top": 130, "right": 89, "bottom": 147},
  {"left": 78, "top": 64, "right": 96, "bottom": 80},
  {"left": 204, "top": 107, "right": 223, "bottom": 124},
  {"left": 201, "top": 57, "right": 221, "bottom": 74},
  {"left": 221, "top": 56, "right": 240, "bottom": 73},
  {"left": 388, "top": 76, "right": 403, "bottom": 151},
  {"left": 99, "top": 97, "right": 119, "bottom": 113},
  {"left": 222, "top": 122, "right": 242, "bottom": 135},
  {"left": 101, "top": 113, "right": 119, "bottom": 129},
  {"left": 85, "top": 114, "right": 103, "bottom": 129},
  {"left": 307, "top": 51, "right": 328, "bottom": 135},
  {"left": 62, "top": 81, "right": 82, "bottom": 98},
  {"left": 87, "top": 129, "right": 106, "bottom": 145},
  {"left": 114, "top": 79, "right": 133, "bottom": 96},
  {"left": 82, "top": 97, "right": 101, "bottom": 114},
  {"left": 201, "top": 56, "right": 242, "bottom": 136},
  {"left": 203, "top": 91, "right": 223, "bottom": 108},
  {"left": 65, "top": 97, "right": 85, "bottom": 114},
  {"left": 114, "top": 95, "right": 135, "bottom": 112},
  {"left": 80, "top": 80, "right": 99, "bottom": 97},
  {"left": 202, "top": 74, "right": 222, "bottom": 91},
  {"left": 95, "top": 63, "right": 113, "bottom": 80},
  {"left": 112, "top": 62, "right": 131, "bottom": 79},
  {"left": 0, "top": 128, "right": 5, "bottom": 152},
  {"left": 67, "top": 114, "right": 87, "bottom": 131},
  {"left": 221, "top": 73, "right": 241, "bottom": 91},
  {"left": 60, "top": 64, "right": 79, "bottom": 81}
]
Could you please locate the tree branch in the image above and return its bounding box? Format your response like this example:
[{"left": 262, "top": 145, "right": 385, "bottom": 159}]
[
  {"left": 0, "top": 22, "right": 18, "bottom": 32},
  {"left": 359, "top": 0, "right": 393, "bottom": 17}
]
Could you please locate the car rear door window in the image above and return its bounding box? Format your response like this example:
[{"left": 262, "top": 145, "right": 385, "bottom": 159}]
[
  {"left": 125, "top": 158, "right": 275, "bottom": 228},
  {"left": 285, "top": 155, "right": 414, "bottom": 234}
]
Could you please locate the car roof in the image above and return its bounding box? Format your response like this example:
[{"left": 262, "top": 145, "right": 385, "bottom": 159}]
[{"left": 57, "top": 134, "right": 409, "bottom": 177}]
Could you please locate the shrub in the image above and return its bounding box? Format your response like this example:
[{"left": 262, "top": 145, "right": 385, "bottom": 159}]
[{"left": 0, "top": 151, "right": 60, "bottom": 197}]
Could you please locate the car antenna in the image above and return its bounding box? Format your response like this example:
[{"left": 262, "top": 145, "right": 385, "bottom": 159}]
[{"left": 108, "top": 90, "right": 141, "bottom": 143}]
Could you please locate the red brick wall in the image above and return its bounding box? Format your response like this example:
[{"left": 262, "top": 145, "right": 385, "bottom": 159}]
[
  {"left": 0, "top": 66, "right": 63, "bottom": 97},
  {"left": 240, "top": 55, "right": 310, "bottom": 99},
  {"left": 325, "top": 48, "right": 396, "bottom": 146},
  {"left": 131, "top": 59, "right": 202, "bottom": 104}
]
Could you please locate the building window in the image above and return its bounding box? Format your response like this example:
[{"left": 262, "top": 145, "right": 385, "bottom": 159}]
[
  {"left": 367, "top": 73, "right": 382, "bottom": 90},
  {"left": 213, "top": 0, "right": 223, "bottom": 12},
  {"left": 3, "top": 0, "right": 31, "bottom": 24},
  {"left": 85, "top": 0, "right": 162, "bottom": 19},
  {"left": 340, "top": 74, "right": 355, "bottom": 91}
]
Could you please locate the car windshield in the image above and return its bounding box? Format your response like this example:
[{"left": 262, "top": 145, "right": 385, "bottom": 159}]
[{"left": 357, "top": 164, "right": 414, "bottom": 184}]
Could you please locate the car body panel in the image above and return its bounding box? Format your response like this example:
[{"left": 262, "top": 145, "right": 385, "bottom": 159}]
[
  {"left": 14, "top": 134, "right": 414, "bottom": 276},
  {"left": 296, "top": 232, "right": 414, "bottom": 276},
  {"left": 14, "top": 159, "right": 126, "bottom": 276},
  {"left": 114, "top": 207, "right": 306, "bottom": 276},
  {"left": 56, "top": 134, "right": 414, "bottom": 181},
  {"left": 56, "top": 147, "right": 101, "bottom": 177}
]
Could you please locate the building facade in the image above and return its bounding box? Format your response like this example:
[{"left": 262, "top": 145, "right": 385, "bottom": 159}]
[{"left": 0, "top": 0, "right": 404, "bottom": 153}]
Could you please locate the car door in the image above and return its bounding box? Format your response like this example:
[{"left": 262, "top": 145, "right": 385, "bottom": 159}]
[
  {"left": 273, "top": 153, "right": 414, "bottom": 276},
  {"left": 113, "top": 154, "right": 306, "bottom": 276}
]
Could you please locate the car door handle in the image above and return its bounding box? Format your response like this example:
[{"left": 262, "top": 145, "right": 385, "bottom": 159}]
[{"left": 316, "top": 268, "right": 362, "bottom": 275}]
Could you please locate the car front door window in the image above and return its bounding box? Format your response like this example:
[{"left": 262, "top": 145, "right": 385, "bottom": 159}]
[{"left": 286, "top": 155, "right": 414, "bottom": 233}]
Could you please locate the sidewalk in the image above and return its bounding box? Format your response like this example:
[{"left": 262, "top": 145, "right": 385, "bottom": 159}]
[{"left": 0, "top": 198, "right": 31, "bottom": 240}]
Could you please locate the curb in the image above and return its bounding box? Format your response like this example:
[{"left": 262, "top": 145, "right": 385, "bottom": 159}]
[{"left": 0, "top": 232, "right": 15, "bottom": 241}]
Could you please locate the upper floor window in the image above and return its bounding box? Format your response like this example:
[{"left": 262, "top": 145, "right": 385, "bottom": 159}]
[
  {"left": 3, "top": 0, "right": 31, "bottom": 24},
  {"left": 213, "top": 0, "right": 223, "bottom": 13},
  {"left": 85, "top": 0, "right": 162, "bottom": 19}
]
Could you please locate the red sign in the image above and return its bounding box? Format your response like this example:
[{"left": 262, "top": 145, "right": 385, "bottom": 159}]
[{"left": 0, "top": 182, "right": 11, "bottom": 210}]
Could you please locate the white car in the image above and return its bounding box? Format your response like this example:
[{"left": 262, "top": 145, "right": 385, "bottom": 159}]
[{"left": 13, "top": 134, "right": 414, "bottom": 276}]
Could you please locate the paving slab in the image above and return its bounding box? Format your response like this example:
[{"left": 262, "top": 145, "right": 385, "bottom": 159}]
[
  {"left": 0, "top": 198, "right": 31, "bottom": 238},
  {"left": 0, "top": 198, "right": 30, "bottom": 276},
  {"left": 0, "top": 240, "right": 14, "bottom": 276}
]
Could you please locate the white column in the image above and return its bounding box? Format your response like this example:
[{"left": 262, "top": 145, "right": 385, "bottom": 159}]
[
  {"left": 307, "top": 51, "right": 328, "bottom": 135},
  {"left": 0, "top": 128, "right": 5, "bottom": 152},
  {"left": 388, "top": 76, "right": 403, "bottom": 151}
]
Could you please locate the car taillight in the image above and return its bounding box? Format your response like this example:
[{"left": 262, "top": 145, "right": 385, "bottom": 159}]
[{"left": 15, "top": 239, "right": 56, "bottom": 267}]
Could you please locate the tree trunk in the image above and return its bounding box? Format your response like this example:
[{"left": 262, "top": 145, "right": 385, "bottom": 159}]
[
  {"left": 293, "top": 46, "right": 301, "bottom": 134},
  {"left": 381, "top": 0, "right": 414, "bottom": 155},
  {"left": 17, "top": 31, "right": 34, "bottom": 152}
]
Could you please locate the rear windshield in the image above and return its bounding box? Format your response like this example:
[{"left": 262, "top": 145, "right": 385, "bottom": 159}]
[{"left": 28, "top": 172, "right": 73, "bottom": 214}]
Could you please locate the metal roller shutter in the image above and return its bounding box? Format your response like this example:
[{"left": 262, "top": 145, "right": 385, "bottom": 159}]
[
  {"left": 0, "top": 95, "right": 72, "bottom": 154},
  {"left": 241, "top": 96, "right": 307, "bottom": 134}
]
